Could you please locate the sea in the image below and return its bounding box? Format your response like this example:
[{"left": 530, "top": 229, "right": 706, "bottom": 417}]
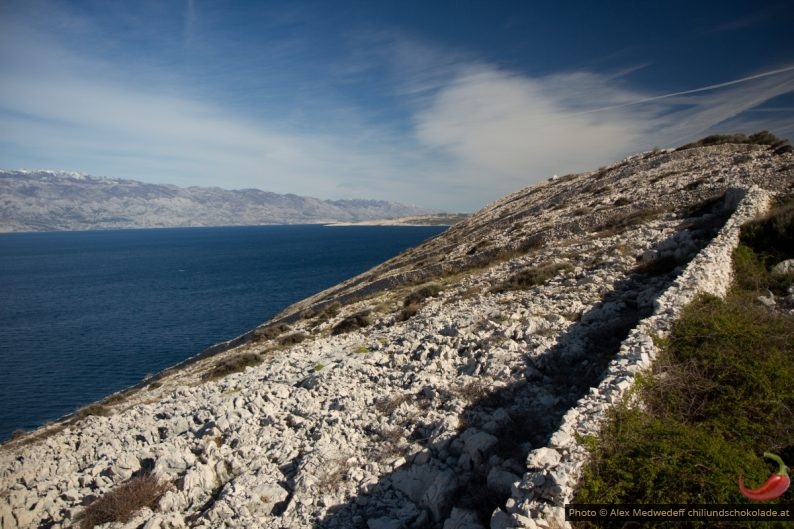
[{"left": 0, "top": 224, "right": 446, "bottom": 442}]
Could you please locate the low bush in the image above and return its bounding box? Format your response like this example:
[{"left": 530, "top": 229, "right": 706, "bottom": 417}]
[
  {"left": 331, "top": 311, "right": 371, "bottom": 335},
  {"left": 204, "top": 353, "right": 263, "bottom": 381},
  {"left": 278, "top": 332, "right": 309, "bottom": 346},
  {"left": 403, "top": 283, "right": 442, "bottom": 307},
  {"left": 596, "top": 208, "right": 662, "bottom": 235},
  {"left": 492, "top": 262, "right": 572, "bottom": 292},
  {"left": 397, "top": 302, "right": 421, "bottom": 322},
  {"left": 253, "top": 323, "right": 290, "bottom": 341},
  {"left": 76, "top": 474, "right": 169, "bottom": 529}
]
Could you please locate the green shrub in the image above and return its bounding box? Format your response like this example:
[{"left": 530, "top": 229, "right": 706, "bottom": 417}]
[
  {"left": 737, "top": 195, "right": 794, "bottom": 295},
  {"left": 573, "top": 202, "right": 794, "bottom": 528},
  {"left": 576, "top": 406, "right": 767, "bottom": 506}
]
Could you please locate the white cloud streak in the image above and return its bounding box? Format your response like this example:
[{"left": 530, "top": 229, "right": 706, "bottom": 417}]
[{"left": 411, "top": 62, "right": 794, "bottom": 204}]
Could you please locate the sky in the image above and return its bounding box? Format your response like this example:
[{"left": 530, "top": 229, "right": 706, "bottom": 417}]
[{"left": 1, "top": 1, "right": 793, "bottom": 212}]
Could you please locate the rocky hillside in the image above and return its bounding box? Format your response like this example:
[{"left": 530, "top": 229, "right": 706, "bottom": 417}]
[
  {"left": 0, "top": 170, "right": 433, "bottom": 232},
  {"left": 1, "top": 135, "right": 793, "bottom": 529}
]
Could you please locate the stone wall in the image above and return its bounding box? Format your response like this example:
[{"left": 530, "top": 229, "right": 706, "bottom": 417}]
[{"left": 505, "top": 186, "right": 773, "bottom": 529}]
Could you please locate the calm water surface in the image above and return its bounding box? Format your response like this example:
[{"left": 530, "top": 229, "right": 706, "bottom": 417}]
[{"left": 0, "top": 225, "right": 445, "bottom": 441}]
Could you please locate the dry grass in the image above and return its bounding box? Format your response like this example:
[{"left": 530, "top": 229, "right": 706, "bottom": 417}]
[
  {"left": 71, "top": 404, "right": 112, "bottom": 421},
  {"left": 491, "top": 262, "right": 572, "bottom": 292},
  {"left": 375, "top": 393, "right": 412, "bottom": 416},
  {"left": 331, "top": 311, "right": 371, "bottom": 335},
  {"left": 76, "top": 475, "right": 169, "bottom": 529},
  {"left": 278, "top": 332, "right": 309, "bottom": 346},
  {"left": 317, "top": 457, "right": 354, "bottom": 490},
  {"left": 253, "top": 323, "right": 291, "bottom": 341},
  {"left": 203, "top": 353, "right": 263, "bottom": 381}
]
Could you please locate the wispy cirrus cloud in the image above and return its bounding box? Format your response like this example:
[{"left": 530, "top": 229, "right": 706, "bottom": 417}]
[{"left": 409, "top": 60, "right": 794, "bottom": 202}]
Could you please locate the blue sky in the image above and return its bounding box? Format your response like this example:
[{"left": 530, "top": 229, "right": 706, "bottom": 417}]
[{"left": 1, "top": 1, "right": 793, "bottom": 211}]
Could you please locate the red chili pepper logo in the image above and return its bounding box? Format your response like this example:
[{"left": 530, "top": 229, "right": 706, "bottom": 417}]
[{"left": 739, "top": 452, "right": 790, "bottom": 501}]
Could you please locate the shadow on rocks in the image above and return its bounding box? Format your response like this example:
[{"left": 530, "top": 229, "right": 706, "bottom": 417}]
[{"left": 315, "top": 198, "right": 732, "bottom": 529}]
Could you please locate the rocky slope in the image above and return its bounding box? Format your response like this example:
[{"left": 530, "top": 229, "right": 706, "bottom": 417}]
[
  {"left": 0, "top": 170, "right": 433, "bottom": 232},
  {"left": 1, "top": 138, "right": 793, "bottom": 529}
]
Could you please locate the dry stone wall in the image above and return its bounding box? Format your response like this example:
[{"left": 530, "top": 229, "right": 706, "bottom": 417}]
[{"left": 507, "top": 187, "right": 773, "bottom": 529}]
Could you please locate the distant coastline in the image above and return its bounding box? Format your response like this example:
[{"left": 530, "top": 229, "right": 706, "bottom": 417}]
[{"left": 326, "top": 213, "right": 469, "bottom": 227}]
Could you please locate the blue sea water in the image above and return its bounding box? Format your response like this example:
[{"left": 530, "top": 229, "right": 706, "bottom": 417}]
[{"left": 0, "top": 225, "right": 445, "bottom": 441}]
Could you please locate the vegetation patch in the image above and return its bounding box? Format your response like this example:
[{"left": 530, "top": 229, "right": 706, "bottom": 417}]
[
  {"left": 278, "top": 332, "right": 309, "bottom": 346},
  {"left": 596, "top": 207, "right": 662, "bottom": 236},
  {"left": 71, "top": 404, "right": 112, "bottom": 422},
  {"left": 304, "top": 301, "right": 341, "bottom": 323},
  {"left": 492, "top": 262, "right": 572, "bottom": 293},
  {"left": 403, "top": 283, "right": 442, "bottom": 306},
  {"left": 573, "top": 197, "right": 794, "bottom": 528},
  {"left": 253, "top": 323, "right": 291, "bottom": 341},
  {"left": 331, "top": 311, "right": 371, "bottom": 335},
  {"left": 375, "top": 393, "right": 412, "bottom": 416},
  {"left": 204, "top": 353, "right": 263, "bottom": 381},
  {"left": 76, "top": 474, "right": 169, "bottom": 529}
]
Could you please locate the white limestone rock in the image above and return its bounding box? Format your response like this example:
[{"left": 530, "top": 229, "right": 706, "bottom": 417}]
[
  {"left": 526, "top": 448, "right": 560, "bottom": 470},
  {"left": 772, "top": 259, "right": 794, "bottom": 275}
]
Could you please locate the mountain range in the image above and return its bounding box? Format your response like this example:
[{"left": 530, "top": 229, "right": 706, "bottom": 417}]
[{"left": 0, "top": 170, "right": 433, "bottom": 232}]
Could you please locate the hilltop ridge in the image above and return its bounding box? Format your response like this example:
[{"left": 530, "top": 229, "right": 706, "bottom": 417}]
[{"left": 1, "top": 134, "right": 793, "bottom": 529}]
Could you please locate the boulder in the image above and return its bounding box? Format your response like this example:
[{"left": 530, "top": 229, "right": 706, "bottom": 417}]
[
  {"left": 460, "top": 429, "right": 499, "bottom": 466},
  {"left": 391, "top": 466, "right": 459, "bottom": 522},
  {"left": 772, "top": 259, "right": 794, "bottom": 275},
  {"left": 487, "top": 468, "right": 521, "bottom": 496},
  {"left": 526, "top": 447, "right": 560, "bottom": 470}
]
